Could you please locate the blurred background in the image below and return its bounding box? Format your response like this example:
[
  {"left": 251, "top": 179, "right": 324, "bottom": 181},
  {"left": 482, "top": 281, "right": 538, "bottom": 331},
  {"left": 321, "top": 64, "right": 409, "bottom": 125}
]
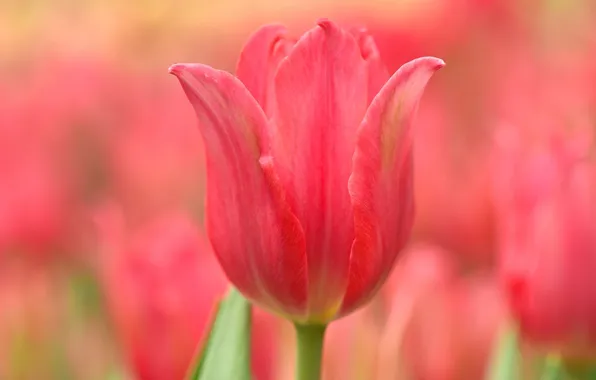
[{"left": 0, "top": 0, "right": 595, "bottom": 379}]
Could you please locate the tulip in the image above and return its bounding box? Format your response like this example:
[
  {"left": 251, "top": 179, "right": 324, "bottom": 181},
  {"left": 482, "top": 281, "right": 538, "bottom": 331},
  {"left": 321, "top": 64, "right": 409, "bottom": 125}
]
[
  {"left": 169, "top": 19, "right": 443, "bottom": 324},
  {"left": 397, "top": 276, "right": 505, "bottom": 380},
  {"left": 494, "top": 128, "right": 596, "bottom": 359},
  {"left": 378, "top": 246, "right": 505, "bottom": 380},
  {"left": 96, "top": 210, "right": 280, "bottom": 380},
  {"left": 377, "top": 245, "right": 456, "bottom": 380}
]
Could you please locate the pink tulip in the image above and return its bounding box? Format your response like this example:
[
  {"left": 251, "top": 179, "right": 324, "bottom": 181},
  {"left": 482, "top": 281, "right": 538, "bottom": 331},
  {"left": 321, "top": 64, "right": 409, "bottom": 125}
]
[
  {"left": 379, "top": 246, "right": 505, "bottom": 380},
  {"left": 399, "top": 275, "right": 504, "bottom": 380},
  {"left": 377, "top": 245, "right": 456, "bottom": 380},
  {"left": 97, "top": 210, "right": 279, "bottom": 380},
  {"left": 0, "top": 57, "right": 118, "bottom": 257},
  {"left": 170, "top": 19, "right": 443, "bottom": 323},
  {"left": 494, "top": 127, "right": 596, "bottom": 359}
]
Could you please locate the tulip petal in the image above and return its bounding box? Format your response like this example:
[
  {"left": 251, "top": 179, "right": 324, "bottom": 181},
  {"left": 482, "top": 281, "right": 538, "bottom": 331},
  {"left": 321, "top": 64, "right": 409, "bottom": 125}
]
[
  {"left": 351, "top": 27, "right": 390, "bottom": 104},
  {"left": 272, "top": 20, "right": 368, "bottom": 318},
  {"left": 341, "top": 57, "right": 445, "bottom": 315},
  {"left": 169, "top": 63, "right": 308, "bottom": 316},
  {"left": 236, "top": 24, "right": 294, "bottom": 116}
]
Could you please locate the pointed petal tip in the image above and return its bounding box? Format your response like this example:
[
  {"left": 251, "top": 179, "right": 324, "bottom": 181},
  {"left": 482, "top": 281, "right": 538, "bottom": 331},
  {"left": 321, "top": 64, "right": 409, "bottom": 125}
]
[
  {"left": 168, "top": 63, "right": 222, "bottom": 85},
  {"left": 168, "top": 63, "right": 186, "bottom": 76},
  {"left": 417, "top": 56, "right": 446, "bottom": 70},
  {"left": 432, "top": 57, "right": 446, "bottom": 69},
  {"left": 316, "top": 18, "right": 339, "bottom": 32},
  {"left": 169, "top": 62, "right": 215, "bottom": 76}
]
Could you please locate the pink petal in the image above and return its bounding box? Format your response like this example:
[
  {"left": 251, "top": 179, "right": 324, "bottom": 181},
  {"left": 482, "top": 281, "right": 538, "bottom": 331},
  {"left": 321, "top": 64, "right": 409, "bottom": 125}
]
[
  {"left": 236, "top": 24, "right": 294, "bottom": 116},
  {"left": 351, "top": 27, "right": 391, "bottom": 104},
  {"left": 341, "top": 57, "right": 445, "bottom": 315},
  {"left": 271, "top": 19, "right": 369, "bottom": 317},
  {"left": 169, "top": 63, "right": 308, "bottom": 316}
]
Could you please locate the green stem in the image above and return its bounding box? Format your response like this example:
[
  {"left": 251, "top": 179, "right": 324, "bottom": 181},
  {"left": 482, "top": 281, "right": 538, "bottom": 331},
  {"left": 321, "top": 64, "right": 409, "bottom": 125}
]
[
  {"left": 294, "top": 323, "right": 327, "bottom": 380},
  {"left": 540, "top": 355, "right": 564, "bottom": 380},
  {"left": 486, "top": 321, "right": 520, "bottom": 380}
]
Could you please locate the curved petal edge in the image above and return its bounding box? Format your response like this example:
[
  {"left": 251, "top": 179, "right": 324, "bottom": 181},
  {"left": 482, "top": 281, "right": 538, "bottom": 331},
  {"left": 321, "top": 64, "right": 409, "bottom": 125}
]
[
  {"left": 340, "top": 57, "right": 445, "bottom": 316},
  {"left": 169, "top": 63, "right": 308, "bottom": 317}
]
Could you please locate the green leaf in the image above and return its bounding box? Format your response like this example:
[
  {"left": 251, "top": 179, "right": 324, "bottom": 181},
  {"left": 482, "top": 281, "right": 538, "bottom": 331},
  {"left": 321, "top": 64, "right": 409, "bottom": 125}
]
[
  {"left": 186, "top": 287, "right": 252, "bottom": 380},
  {"left": 485, "top": 321, "right": 521, "bottom": 380},
  {"left": 562, "top": 358, "right": 596, "bottom": 380}
]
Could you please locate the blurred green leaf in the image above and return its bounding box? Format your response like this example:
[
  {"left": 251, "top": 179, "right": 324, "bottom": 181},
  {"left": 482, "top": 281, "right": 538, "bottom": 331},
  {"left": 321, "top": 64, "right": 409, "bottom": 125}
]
[
  {"left": 486, "top": 321, "right": 520, "bottom": 380},
  {"left": 186, "top": 287, "right": 252, "bottom": 380},
  {"left": 562, "top": 358, "right": 596, "bottom": 380}
]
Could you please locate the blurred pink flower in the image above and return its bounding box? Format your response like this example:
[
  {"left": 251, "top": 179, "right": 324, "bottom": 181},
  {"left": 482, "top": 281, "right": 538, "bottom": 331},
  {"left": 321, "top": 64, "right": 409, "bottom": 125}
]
[
  {"left": 97, "top": 210, "right": 279, "bottom": 380},
  {"left": 0, "top": 57, "right": 120, "bottom": 257},
  {"left": 379, "top": 246, "right": 505, "bottom": 380},
  {"left": 0, "top": 92, "right": 74, "bottom": 256},
  {"left": 320, "top": 246, "right": 504, "bottom": 380},
  {"left": 0, "top": 152, "right": 70, "bottom": 255},
  {"left": 377, "top": 245, "right": 456, "bottom": 379},
  {"left": 494, "top": 127, "right": 596, "bottom": 359}
]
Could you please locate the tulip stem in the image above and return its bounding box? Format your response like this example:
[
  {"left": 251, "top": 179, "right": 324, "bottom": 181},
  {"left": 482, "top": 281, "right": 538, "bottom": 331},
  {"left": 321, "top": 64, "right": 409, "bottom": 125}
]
[
  {"left": 486, "top": 321, "right": 520, "bottom": 380},
  {"left": 294, "top": 323, "right": 327, "bottom": 380},
  {"left": 540, "top": 355, "right": 563, "bottom": 380}
]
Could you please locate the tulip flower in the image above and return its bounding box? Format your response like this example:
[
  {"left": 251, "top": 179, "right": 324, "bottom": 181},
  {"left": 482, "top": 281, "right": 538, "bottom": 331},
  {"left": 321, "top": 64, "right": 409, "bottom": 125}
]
[
  {"left": 398, "top": 275, "right": 505, "bottom": 380},
  {"left": 494, "top": 128, "right": 596, "bottom": 359},
  {"left": 376, "top": 246, "right": 505, "bottom": 380},
  {"left": 96, "top": 210, "right": 280, "bottom": 380},
  {"left": 169, "top": 19, "right": 443, "bottom": 325}
]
